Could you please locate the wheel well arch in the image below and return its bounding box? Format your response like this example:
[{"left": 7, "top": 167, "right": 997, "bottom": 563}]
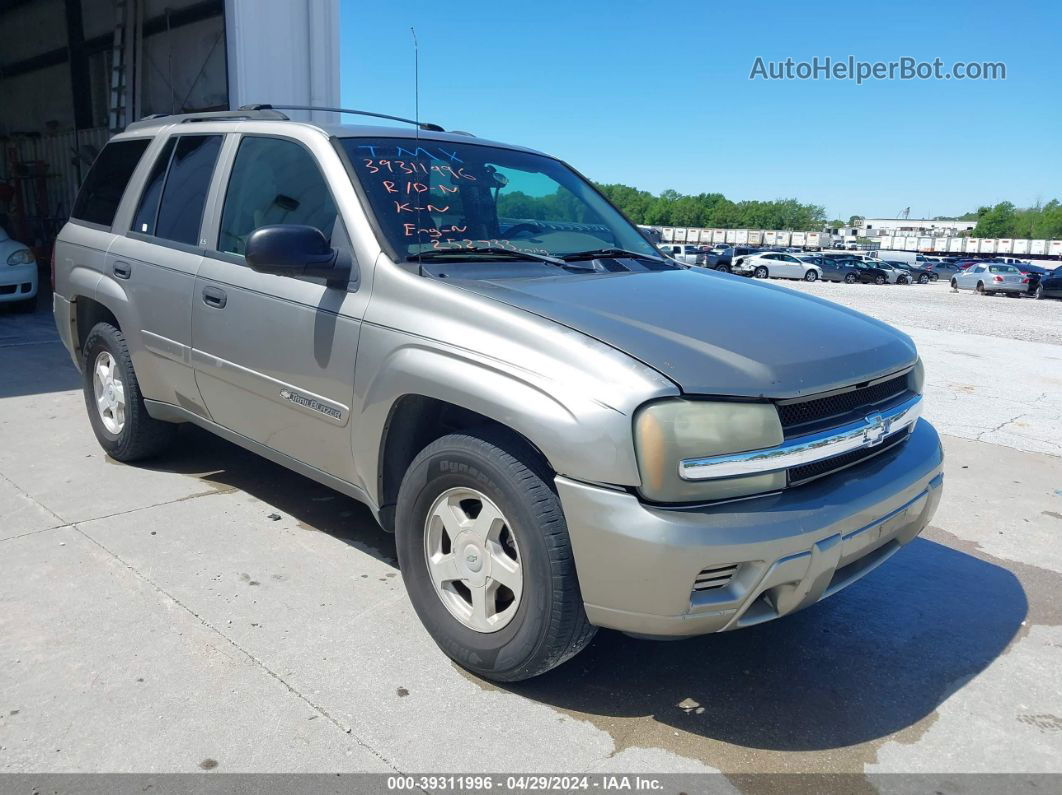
[
  {"left": 375, "top": 394, "right": 552, "bottom": 532},
  {"left": 75, "top": 297, "right": 121, "bottom": 355}
]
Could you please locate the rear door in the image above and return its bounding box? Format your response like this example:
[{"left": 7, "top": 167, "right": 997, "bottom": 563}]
[
  {"left": 190, "top": 133, "right": 367, "bottom": 484},
  {"left": 105, "top": 133, "right": 223, "bottom": 414}
]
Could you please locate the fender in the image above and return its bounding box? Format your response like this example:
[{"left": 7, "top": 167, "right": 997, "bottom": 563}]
[{"left": 353, "top": 324, "right": 677, "bottom": 507}]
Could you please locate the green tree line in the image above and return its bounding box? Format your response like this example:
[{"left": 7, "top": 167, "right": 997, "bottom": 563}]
[
  {"left": 971, "top": 201, "right": 1062, "bottom": 239},
  {"left": 592, "top": 183, "right": 827, "bottom": 230}
]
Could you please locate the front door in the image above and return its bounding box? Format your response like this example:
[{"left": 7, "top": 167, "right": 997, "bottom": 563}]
[{"left": 191, "top": 134, "right": 367, "bottom": 484}]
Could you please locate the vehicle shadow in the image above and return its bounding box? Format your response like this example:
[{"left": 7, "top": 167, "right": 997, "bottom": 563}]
[
  {"left": 500, "top": 538, "right": 1027, "bottom": 752},
  {"left": 143, "top": 423, "right": 398, "bottom": 565}
]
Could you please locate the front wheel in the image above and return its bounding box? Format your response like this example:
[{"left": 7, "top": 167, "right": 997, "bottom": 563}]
[
  {"left": 951, "top": 279, "right": 959, "bottom": 291},
  {"left": 874, "top": 275, "right": 886, "bottom": 285},
  {"left": 753, "top": 266, "right": 769, "bottom": 279},
  {"left": 843, "top": 272, "right": 857, "bottom": 284},
  {"left": 1036, "top": 285, "right": 1046, "bottom": 300},
  {"left": 714, "top": 264, "right": 731, "bottom": 273},
  {"left": 918, "top": 274, "right": 930, "bottom": 284},
  {"left": 82, "top": 323, "right": 177, "bottom": 461},
  {"left": 395, "top": 430, "right": 596, "bottom": 682},
  {"left": 803, "top": 269, "right": 818, "bottom": 282}
]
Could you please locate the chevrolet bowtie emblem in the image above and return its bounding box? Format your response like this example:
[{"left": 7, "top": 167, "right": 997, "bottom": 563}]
[{"left": 863, "top": 413, "right": 891, "bottom": 446}]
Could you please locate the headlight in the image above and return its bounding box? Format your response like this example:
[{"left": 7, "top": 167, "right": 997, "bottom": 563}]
[
  {"left": 7, "top": 248, "right": 35, "bottom": 266},
  {"left": 908, "top": 358, "right": 924, "bottom": 394},
  {"left": 633, "top": 399, "right": 785, "bottom": 503}
]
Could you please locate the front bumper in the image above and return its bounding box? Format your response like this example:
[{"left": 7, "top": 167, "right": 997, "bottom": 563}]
[
  {"left": 558, "top": 418, "right": 943, "bottom": 637},
  {"left": 0, "top": 263, "right": 37, "bottom": 302}
]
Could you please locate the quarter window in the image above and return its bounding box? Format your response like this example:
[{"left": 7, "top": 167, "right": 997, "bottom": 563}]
[
  {"left": 218, "top": 137, "right": 337, "bottom": 255},
  {"left": 71, "top": 138, "right": 151, "bottom": 227}
]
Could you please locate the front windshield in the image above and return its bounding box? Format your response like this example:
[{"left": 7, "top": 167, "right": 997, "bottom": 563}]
[{"left": 340, "top": 137, "right": 659, "bottom": 261}]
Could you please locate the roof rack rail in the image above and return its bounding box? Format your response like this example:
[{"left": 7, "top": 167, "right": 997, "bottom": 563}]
[
  {"left": 239, "top": 104, "right": 445, "bottom": 132},
  {"left": 125, "top": 108, "right": 289, "bottom": 132}
]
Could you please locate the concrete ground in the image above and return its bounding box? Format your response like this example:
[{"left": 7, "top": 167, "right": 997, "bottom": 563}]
[{"left": 1, "top": 284, "right": 1061, "bottom": 781}]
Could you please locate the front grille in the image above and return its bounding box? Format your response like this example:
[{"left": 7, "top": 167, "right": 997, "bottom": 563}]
[
  {"left": 788, "top": 429, "right": 909, "bottom": 486},
  {"left": 692, "top": 563, "right": 739, "bottom": 592},
  {"left": 777, "top": 373, "right": 910, "bottom": 436}
]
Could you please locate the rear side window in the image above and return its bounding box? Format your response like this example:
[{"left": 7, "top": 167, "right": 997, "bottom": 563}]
[
  {"left": 218, "top": 137, "right": 337, "bottom": 255},
  {"left": 132, "top": 135, "right": 222, "bottom": 245},
  {"left": 132, "top": 139, "right": 177, "bottom": 235},
  {"left": 71, "top": 139, "right": 151, "bottom": 227}
]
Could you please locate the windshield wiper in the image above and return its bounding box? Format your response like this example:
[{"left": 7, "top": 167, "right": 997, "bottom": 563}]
[
  {"left": 408, "top": 247, "right": 594, "bottom": 270},
  {"left": 560, "top": 247, "right": 666, "bottom": 263}
]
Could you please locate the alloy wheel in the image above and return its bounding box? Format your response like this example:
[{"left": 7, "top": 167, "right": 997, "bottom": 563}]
[
  {"left": 423, "top": 487, "right": 523, "bottom": 633},
  {"left": 92, "top": 351, "right": 126, "bottom": 434}
]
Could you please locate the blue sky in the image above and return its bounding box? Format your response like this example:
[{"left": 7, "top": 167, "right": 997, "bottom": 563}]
[{"left": 339, "top": 0, "right": 1060, "bottom": 220}]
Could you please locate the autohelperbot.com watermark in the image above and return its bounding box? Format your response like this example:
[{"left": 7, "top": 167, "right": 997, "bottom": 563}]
[{"left": 749, "top": 55, "right": 1006, "bottom": 84}]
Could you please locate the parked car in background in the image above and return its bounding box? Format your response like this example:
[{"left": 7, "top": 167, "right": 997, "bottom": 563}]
[
  {"left": 705, "top": 245, "right": 761, "bottom": 272},
  {"left": 848, "top": 260, "right": 896, "bottom": 285},
  {"left": 1013, "top": 263, "right": 1049, "bottom": 294},
  {"left": 808, "top": 255, "right": 859, "bottom": 283},
  {"left": 1035, "top": 266, "right": 1062, "bottom": 299},
  {"left": 887, "top": 260, "right": 936, "bottom": 284},
  {"left": 659, "top": 243, "right": 701, "bottom": 265},
  {"left": 929, "top": 261, "right": 962, "bottom": 275},
  {"left": 0, "top": 225, "right": 38, "bottom": 313},
  {"left": 951, "top": 263, "right": 1025, "bottom": 296},
  {"left": 734, "top": 251, "right": 822, "bottom": 281},
  {"left": 954, "top": 259, "right": 979, "bottom": 271}
]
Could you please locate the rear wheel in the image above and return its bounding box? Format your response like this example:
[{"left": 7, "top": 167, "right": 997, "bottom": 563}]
[
  {"left": 874, "top": 275, "right": 886, "bottom": 285},
  {"left": 395, "top": 429, "right": 595, "bottom": 682},
  {"left": 753, "top": 266, "right": 769, "bottom": 279},
  {"left": 803, "top": 269, "right": 818, "bottom": 282},
  {"left": 976, "top": 282, "right": 986, "bottom": 295},
  {"left": 951, "top": 278, "right": 959, "bottom": 291},
  {"left": 918, "top": 274, "right": 930, "bottom": 284},
  {"left": 82, "top": 323, "right": 177, "bottom": 461},
  {"left": 1036, "top": 285, "right": 1046, "bottom": 300},
  {"left": 714, "top": 264, "right": 731, "bottom": 273},
  {"left": 843, "top": 272, "right": 857, "bottom": 284}
]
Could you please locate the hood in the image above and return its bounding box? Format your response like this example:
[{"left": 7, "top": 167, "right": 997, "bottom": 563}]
[{"left": 452, "top": 269, "right": 917, "bottom": 398}]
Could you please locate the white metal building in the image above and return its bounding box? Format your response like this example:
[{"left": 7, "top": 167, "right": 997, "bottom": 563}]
[{"left": 860, "top": 218, "right": 978, "bottom": 237}]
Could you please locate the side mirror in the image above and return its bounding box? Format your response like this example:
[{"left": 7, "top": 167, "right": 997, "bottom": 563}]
[{"left": 245, "top": 224, "right": 351, "bottom": 285}]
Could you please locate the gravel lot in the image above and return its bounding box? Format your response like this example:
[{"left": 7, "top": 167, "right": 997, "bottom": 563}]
[
  {"left": 766, "top": 276, "right": 1062, "bottom": 458},
  {"left": 775, "top": 278, "right": 1062, "bottom": 345}
]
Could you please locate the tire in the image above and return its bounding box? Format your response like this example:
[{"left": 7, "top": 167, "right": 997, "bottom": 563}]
[
  {"left": 803, "top": 269, "right": 818, "bottom": 282},
  {"left": 753, "top": 266, "right": 769, "bottom": 279},
  {"left": 843, "top": 272, "right": 857, "bottom": 284},
  {"left": 930, "top": 273, "right": 939, "bottom": 282},
  {"left": 395, "top": 429, "right": 596, "bottom": 682},
  {"left": 82, "top": 322, "right": 177, "bottom": 462},
  {"left": 874, "top": 275, "right": 886, "bottom": 285},
  {"left": 1036, "top": 285, "right": 1046, "bottom": 300},
  {"left": 898, "top": 276, "right": 909, "bottom": 285},
  {"left": 951, "top": 279, "right": 959, "bottom": 291},
  {"left": 976, "top": 282, "right": 986, "bottom": 295},
  {"left": 714, "top": 264, "right": 731, "bottom": 273},
  {"left": 918, "top": 274, "right": 930, "bottom": 284}
]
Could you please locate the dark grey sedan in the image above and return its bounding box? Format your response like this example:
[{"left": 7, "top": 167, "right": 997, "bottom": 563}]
[{"left": 802, "top": 255, "right": 858, "bottom": 283}]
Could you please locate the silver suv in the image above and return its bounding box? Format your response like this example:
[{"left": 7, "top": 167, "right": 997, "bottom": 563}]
[{"left": 53, "top": 107, "right": 943, "bottom": 681}]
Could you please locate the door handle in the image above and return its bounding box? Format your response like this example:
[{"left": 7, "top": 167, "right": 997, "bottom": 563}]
[
  {"left": 202, "top": 286, "right": 227, "bottom": 309},
  {"left": 112, "top": 261, "right": 131, "bottom": 280}
]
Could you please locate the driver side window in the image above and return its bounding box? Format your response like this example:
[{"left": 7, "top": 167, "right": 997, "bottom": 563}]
[{"left": 218, "top": 137, "right": 337, "bottom": 256}]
